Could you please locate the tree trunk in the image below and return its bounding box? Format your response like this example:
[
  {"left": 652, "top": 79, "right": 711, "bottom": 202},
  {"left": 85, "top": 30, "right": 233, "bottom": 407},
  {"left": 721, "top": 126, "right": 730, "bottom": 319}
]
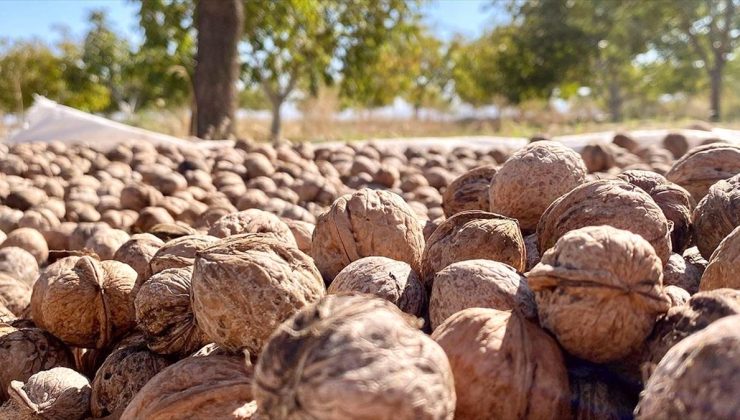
[
  {"left": 607, "top": 81, "right": 623, "bottom": 123},
  {"left": 193, "top": 0, "right": 243, "bottom": 139},
  {"left": 709, "top": 65, "right": 722, "bottom": 122},
  {"left": 270, "top": 99, "right": 283, "bottom": 141}
]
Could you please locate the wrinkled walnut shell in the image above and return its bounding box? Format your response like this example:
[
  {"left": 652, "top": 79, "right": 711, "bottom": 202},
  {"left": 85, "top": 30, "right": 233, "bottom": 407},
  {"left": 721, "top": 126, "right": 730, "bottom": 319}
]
[
  {"left": 490, "top": 141, "right": 587, "bottom": 232},
  {"left": 635, "top": 315, "right": 740, "bottom": 419},
  {"left": 528, "top": 226, "right": 670, "bottom": 363},
  {"left": 254, "top": 294, "right": 456, "bottom": 420},
  {"left": 442, "top": 165, "right": 497, "bottom": 217},
  {"left": 537, "top": 180, "right": 673, "bottom": 265},
  {"left": 191, "top": 234, "right": 325, "bottom": 354},
  {"left": 432, "top": 308, "right": 570, "bottom": 420},
  {"left": 328, "top": 256, "right": 425, "bottom": 316},
  {"left": 700, "top": 226, "right": 740, "bottom": 290},
  {"left": 121, "top": 353, "right": 255, "bottom": 419},
  {"left": 429, "top": 259, "right": 536, "bottom": 330},
  {"left": 312, "top": 189, "right": 425, "bottom": 282},
  {"left": 421, "top": 211, "right": 525, "bottom": 288},
  {"left": 692, "top": 174, "right": 740, "bottom": 259},
  {"left": 665, "top": 142, "right": 740, "bottom": 201}
]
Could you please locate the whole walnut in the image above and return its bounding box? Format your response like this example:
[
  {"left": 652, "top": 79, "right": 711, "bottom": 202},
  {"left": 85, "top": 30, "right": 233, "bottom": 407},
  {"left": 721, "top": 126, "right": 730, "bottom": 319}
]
[
  {"left": 442, "top": 165, "right": 497, "bottom": 217},
  {"left": 135, "top": 267, "right": 207, "bottom": 356},
  {"left": 692, "top": 173, "right": 740, "bottom": 259},
  {"left": 207, "top": 209, "right": 296, "bottom": 246},
  {"left": 700, "top": 226, "right": 740, "bottom": 290},
  {"left": 635, "top": 315, "right": 740, "bottom": 419},
  {"left": 432, "top": 308, "right": 570, "bottom": 420},
  {"left": 663, "top": 253, "right": 703, "bottom": 294},
  {"left": 29, "top": 256, "right": 80, "bottom": 329},
  {"left": 85, "top": 228, "right": 130, "bottom": 260},
  {"left": 191, "top": 234, "right": 325, "bottom": 355},
  {"left": 1, "top": 228, "right": 48, "bottom": 264},
  {"left": 148, "top": 234, "right": 219, "bottom": 275},
  {"left": 664, "top": 285, "right": 691, "bottom": 306},
  {"left": 282, "top": 219, "right": 314, "bottom": 254},
  {"left": 120, "top": 183, "right": 163, "bottom": 211},
  {"left": 18, "top": 207, "right": 60, "bottom": 232},
  {"left": 490, "top": 141, "right": 587, "bottom": 232},
  {"left": 421, "top": 211, "right": 525, "bottom": 288},
  {"left": 528, "top": 226, "right": 670, "bottom": 363},
  {"left": 31, "top": 256, "right": 137, "bottom": 348},
  {"left": 312, "top": 189, "right": 425, "bottom": 282},
  {"left": 665, "top": 143, "right": 740, "bottom": 201},
  {"left": 133, "top": 206, "right": 175, "bottom": 233},
  {"left": 537, "top": 180, "right": 673, "bottom": 265},
  {"left": 0, "top": 247, "right": 39, "bottom": 286},
  {"left": 0, "top": 206, "right": 23, "bottom": 233},
  {"left": 612, "top": 133, "right": 639, "bottom": 152},
  {"left": 640, "top": 289, "right": 740, "bottom": 382},
  {"left": 0, "top": 325, "right": 75, "bottom": 401},
  {"left": 121, "top": 353, "right": 256, "bottom": 419},
  {"left": 429, "top": 259, "right": 536, "bottom": 330},
  {"left": 662, "top": 133, "right": 690, "bottom": 158},
  {"left": 2, "top": 367, "right": 90, "bottom": 420},
  {"left": 328, "top": 256, "right": 425, "bottom": 316},
  {"left": 254, "top": 294, "right": 456, "bottom": 420},
  {"left": 0, "top": 273, "right": 31, "bottom": 316},
  {"left": 69, "top": 222, "right": 109, "bottom": 251},
  {"left": 618, "top": 170, "right": 695, "bottom": 253},
  {"left": 113, "top": 233, "right": 165, "bottom": 287},
  {"left": 91, "top": 342, "right": 171, "bottom": 418}
]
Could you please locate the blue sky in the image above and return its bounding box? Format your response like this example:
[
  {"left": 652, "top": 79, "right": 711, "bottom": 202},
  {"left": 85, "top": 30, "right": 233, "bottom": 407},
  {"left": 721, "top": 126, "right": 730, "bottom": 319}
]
[{"left": 0, "top": 0, "right": 501, "bottom": 45}]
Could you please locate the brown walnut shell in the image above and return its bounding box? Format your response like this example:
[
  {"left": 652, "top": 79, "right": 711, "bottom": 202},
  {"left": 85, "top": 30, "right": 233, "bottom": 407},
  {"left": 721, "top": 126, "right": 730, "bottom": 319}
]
[
  {"left": 3, "top": 367, "right": 90, "bottom": 420},
  {"left": 0, "top": 325, "right": 75, "bottom": 401},
  {"left": 113, "top": 233, "right": 164, "bottom": 288},
  {"left": 91, "top": 342, "right": 171, "bottom": 418},
  {"left": 431, "top": 307, "right": 570, "bottom": 420},
  {"left": 429, "top": 259, "right": 536, "bottom": 330},
  {"left": 0, "top": 247, "right": 39, "bottom": 286},
  {"left": 33, "top": 257, "right": 137, "bottom": 348},
  {"left": 640, "top": 288, "right": 740, "bottom": 383},
  {"left": 665, "top": 142, "right": 740, "bottom": 201},
  {"left": 191, "top": 234, "right": 325, "bottom": 354},
  {"left": 1, "top": 228, "right": 48, "bottom": 264},
  {"left": 421, "top": 210, "right": 525, "bottom": 288},
  {"left": 700, "top": 226, "right": 740, "bottom": 290},
  {"left": 537, "top": 180, "right": 673, "bottom": 265},
  {"left": 618, "top": 170, "right": 695, "bottom": 253},
  {"left": 328, "top": 256, "right": 425, "bottom": 316},
  {"left": 692, "top": 173, "right": 740, "bottom": 259},
  {"left": 148, "top": 234, "right": 218, "bottom": 275},
  {"left": 207, "top": 209, "right": 296, "bottom": 247},
  {"left": 490, "top": 141, "right": 587, "bottom": 232},
  {"left": 311, "top": 189, "right": 425, "bottom": 282},
  {"left": 528, "top": 226, "right": 670, "bottom": 363},
  {"left": 135, "top": 266, "right": 208, "bottom": 356},
  {"left": 635, "top": 315, "right": 740, "bottom": 419},
  {"left": 254, "top": 294, "right": 456, "bottom": 420},
  {"left": 121, "top": 353, "right": 255, "bottom": 419},
  {"left": 442, "top": 165, "right": 497, "bottom": 217}
]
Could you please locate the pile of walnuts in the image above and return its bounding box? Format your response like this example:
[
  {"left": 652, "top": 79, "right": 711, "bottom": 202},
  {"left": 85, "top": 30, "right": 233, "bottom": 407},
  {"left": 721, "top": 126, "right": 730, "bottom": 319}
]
[{"left": 0, "top": 132, "right": 738, "bottom": 419}]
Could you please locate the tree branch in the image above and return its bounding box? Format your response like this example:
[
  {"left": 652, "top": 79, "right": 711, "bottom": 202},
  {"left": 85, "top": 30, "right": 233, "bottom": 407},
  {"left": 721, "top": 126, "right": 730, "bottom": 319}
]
[{"left": 681, "top": 13, "right": 710, "bottom": 67}]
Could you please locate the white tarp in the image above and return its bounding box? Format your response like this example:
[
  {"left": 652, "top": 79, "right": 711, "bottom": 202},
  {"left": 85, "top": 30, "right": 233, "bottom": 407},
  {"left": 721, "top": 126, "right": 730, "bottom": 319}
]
[
  {"left": 4, "top": 96, "right": 739, "bottom": 153},
  {"left": 5, "top": 96, "right": 233, "bottom": 151}
]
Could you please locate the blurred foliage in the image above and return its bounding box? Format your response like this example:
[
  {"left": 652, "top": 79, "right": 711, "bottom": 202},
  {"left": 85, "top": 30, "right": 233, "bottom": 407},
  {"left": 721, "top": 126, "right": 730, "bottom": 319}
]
[{"left": 0, "top": 0, "right": 738, "bottom": 131}]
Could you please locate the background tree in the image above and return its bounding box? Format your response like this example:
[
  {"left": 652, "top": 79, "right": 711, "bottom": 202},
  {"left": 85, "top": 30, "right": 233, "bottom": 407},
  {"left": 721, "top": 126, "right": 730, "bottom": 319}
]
[
  {"left": 193, "top": 0, "right": 243, "bottom": 139},
  {"left": 242, "top": 0, "right": 419, "bottom": 139},
  {"left": 656, "top": 0, "right": 738, "bottom": 121}
]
